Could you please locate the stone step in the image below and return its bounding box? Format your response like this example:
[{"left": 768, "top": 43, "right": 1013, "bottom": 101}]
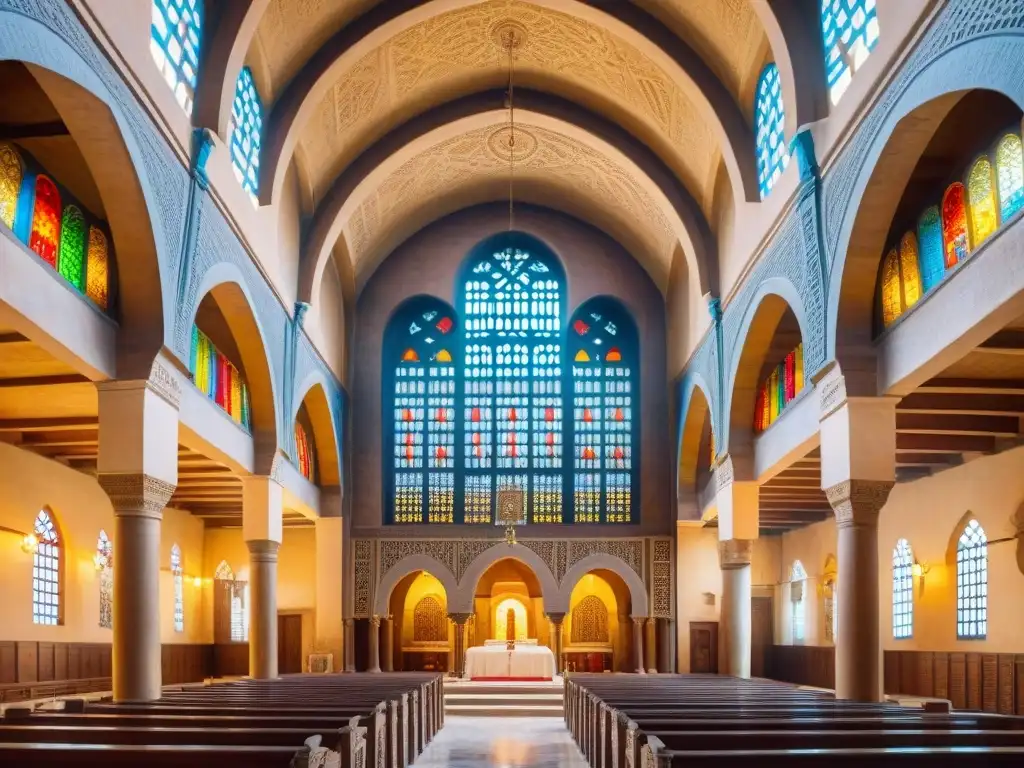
[
  {"left": 445, "top": 693, "right": 563, "bottom": 708},
  {"left": 444, "top": 703, "right": 565, "bottom": 718}
]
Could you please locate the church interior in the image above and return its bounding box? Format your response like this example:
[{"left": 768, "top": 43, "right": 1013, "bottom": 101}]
[{"left": 2, "top": 0, "right": 1024, "bottom": 765}]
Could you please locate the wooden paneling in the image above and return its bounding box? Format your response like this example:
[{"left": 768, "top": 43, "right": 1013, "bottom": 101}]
[
  {"left": 212, "top": 643, "right": 249, "bottom": 677},
  {"left": 16, "top": 641, "right": 36, "bottom": 683},
  {"left": 0, "top": 641, "right": 15, "bottom": 684},
  {"left": 750, "top": 597, "right": 773, "bottom": 679},
  {"left": 161, "top": 644, "right": 212, "bottom": 686},
  {"left": 766, "top": 645, "right": 834, "bottom": 690},
  {"left": 933, "top": 651, "right": 949, "bottom": 700},
  {"left": 998, "top": 654, "right": 1015, "bottom": 714},
  {"left": 882, "top": 650, "right": 1023, "bottom": 714},
  {"left": 982, "top": 654, "right": 998, "bottom": 712},
  {"left": 37, "top": 642, "right": 54, "bottom": 682},
  {"left": 966, "top": 653, "right": 981, "bottom": 710},
  {"left": 949, "top": 652, "right": 966, "bottom": 709}
]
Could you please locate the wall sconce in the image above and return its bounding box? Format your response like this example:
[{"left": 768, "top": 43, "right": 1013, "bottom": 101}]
[
  {"left": 0, "top": 525, "right": 36, "bottom": 554},
  {"left": 192, "top": 576, "right": 203, "bottom": 588},
  {"left": 911, "top": 561, "right": 931, "bottom": 579}
]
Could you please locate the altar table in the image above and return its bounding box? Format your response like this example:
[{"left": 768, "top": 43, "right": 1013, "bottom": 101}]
[{"left": 464, "top": 643, "right": 556, "bottom": 680}]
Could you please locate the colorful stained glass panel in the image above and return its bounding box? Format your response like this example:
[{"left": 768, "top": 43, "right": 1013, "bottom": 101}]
[
  {"left": 0, "top": 143, "right": 22, "bottom": 229},
  {"left": 942, "top": 182, "right": 969, "bottom": 268},
  {"left": 996, "top": 133, "right": 1024, "bottom": 221},
  {"left": 967, "top": 157, "right": 998, "bottom": 246},
  {"left": 86, "top": 227, "right": 110, "bottom": 311},
  {"left": 30, "top": 175, "right": 61, "bottom": 268},
  {"left": 755, "top": 63, "right": 788, "bottom": 199},
  {"left": 58, "top": 204, "right": 86, "bottom": 291}
]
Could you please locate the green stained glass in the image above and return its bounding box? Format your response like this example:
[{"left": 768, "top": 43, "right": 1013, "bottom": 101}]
[{"left": 58, "top": 205, "right": 86, "bottom": 291}]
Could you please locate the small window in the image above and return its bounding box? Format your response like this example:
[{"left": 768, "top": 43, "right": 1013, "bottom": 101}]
[
  {"left": 754, "top": 63, "right": 788, "bottom": 199},
  {"left": 97, "top": 530, "right": 113, "bottom": 630},
  {"left": 171, "top": 543, "right": 184, "bottom": 632},
  {"left": 820, "top": 0, "right": 880, "bottom": 105},
  {"left": 150, "top": 0, "right": 203, "bottom": 115},
  {"left": 32, "top": 509, "right": 62, "bottom": 626},
  {"left": 790, "top": 560, "right": 807, "bottom": 644},
  {"left": 892, "top": 538, "right": 913, "bottom": 639},
  {"left": 956, "top": 519, "right": 987, "bottom": 640},
  {"left": 229, "top": 67, "right": 263, "bottom": 201}
]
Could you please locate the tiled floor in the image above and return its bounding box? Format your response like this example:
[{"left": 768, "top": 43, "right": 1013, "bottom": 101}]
[{"left": 416, "top": 716, "right": 589, "bottom": 767}]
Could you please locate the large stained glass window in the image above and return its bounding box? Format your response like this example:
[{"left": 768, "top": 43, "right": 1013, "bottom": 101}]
[
  {"left": 385, "top": 297, "right": 457, "bottom": 524},
  {"left": 189, "top": 325, "right": 252, "bottom": 430},
  {"left": 230, "top": 67, "right": 263, "bottom": 200},
  {"left": 996, "top": 133, "right": 1024, "bottom": 221},
  {"left": 754, "top": 63, "right": 788, "bottom": 199},
  {"left": 820, "top": 0, "right": 880, "bottom": 105},
  {"left": 570, "top": 298, "right": 638, "bottom": 523},
  {"left": 150, "top": 0, "right": 203, "bottom": 116},
  {"left": 0, "top": 142, "right": 22, "bottom": 229},
  {"left": 967, "top": 157, "right": 998, "bottom": 247},
  {"left": 941, "top": 182, "right": 969, "bottom": 268},
  {"left": 32, "top": 508, "right": 62, "bottom": 626},
  {"left": 956, "top": 519, "right": 987, "bottom": 640},
  {"left": 58, "top": 204, "right": 87, "bottom": 291},
  {"left": 892, "top": 538, "right": 913, "bottom": 639},
  {"left": 97, "top": 530, "right": 113, "bottom": 630},
  {"left": 30, "top": 175, "right": 61, "bottom": 268},
  {"left": 171, "top": 543, "right": 184, "bottom": 632},
  {"left": 753, "top": 344, "right": 804, "bottom": 432},
  {"left": 917, "top": 206, "right": 945, "bottom": 293}
]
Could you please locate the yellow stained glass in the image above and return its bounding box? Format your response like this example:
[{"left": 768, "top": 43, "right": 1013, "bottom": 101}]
[
  {"left": 881, "top": 249, "right": 902, "bottom": 327},
  {"left": 899, "top": 232, "right": 922, "bottom": 310},
  {"left": 86, "top": 227, "right": 109, "bottom": 311},
  {"left": 0, "top": 143, "right": 21, "bottom": 230},
  {"left": 967, "top": 157, "right": 998, "bottom": 247},
  {"left": 768, "top": 369, "right": 780, "bottom": 422},
  {"left": 574, "top": 349, "right": 590, "bottom": 362},
  {"left": 230, "top": 369, "right": 242, "bottom": 418},
  {"left": 709, "top": 431, "right": 716, "bottom": 466},
  {"left": 434, "top": 349, "right": 452, "bottom": 363},
  {"left": 794, "top": 344, "right": 804, "bottom": 394},
  {"left": 996, "top": 133, "right": 1024, "bottom": 221}
]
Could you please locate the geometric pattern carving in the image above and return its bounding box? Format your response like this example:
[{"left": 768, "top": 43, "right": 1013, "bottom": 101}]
[
  {"left": 378, "top": 540, "right": 456, "bottom": 581},
  {"left": 413, "top": 596, "right": 447, "bottom": 642},
  {"left": 571, "top": 595, "right": 609, "bottom": 644},
  {"left": 566, "top": 539, "right": 644, "bottom": 584},
  {"left": 354, "top": 539, "right": 373, "bottom": 617},
  {"left": 651, "top": 537, "right": 673, "bottom": 618}
]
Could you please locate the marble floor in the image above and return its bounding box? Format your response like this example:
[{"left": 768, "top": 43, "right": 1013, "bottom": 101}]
[{"left": 415, "top": 716, "right": 589, "bottom": 767}]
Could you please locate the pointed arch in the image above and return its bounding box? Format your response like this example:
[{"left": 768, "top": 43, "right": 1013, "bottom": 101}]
[
  {"left": 996, "top": 132, "right": 1024, "bottom": 221},
  {"left": 29, "top": 174, "right": 61, "bottom": 268},
  {"left": 955, "top": 517, "right": 988, "bottom": 640},
  {"left": 32, "top": 507, "right": 63, "bottom": 626},
  {"left": 755, "top": 62, "right": 789, "bottom": 199},
  {"left": 214, "top": 560, "right": 235, "bottom": 580},
  {"left": 676, "top": 372, "right": 715, "bottom": 519},
  {"left": 229, "top": 66, "right": 263, "bottom": 199}
]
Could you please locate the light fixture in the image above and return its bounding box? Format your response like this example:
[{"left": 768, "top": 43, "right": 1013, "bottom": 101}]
[
  {"left": 1, "top": 525, "right": 37, "bottom": 554},
  {"left": 911, "top": 561, "right": 931, "bottom": 579},
  {"left": 499, "top": 21, "right": 522, "bottom": 232},
  {"left": 193, "top": 576, "right": 203, "bottom": 588}
]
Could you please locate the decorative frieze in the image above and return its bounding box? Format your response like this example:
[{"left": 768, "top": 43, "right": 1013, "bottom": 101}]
[
  {"left": 566, "top": 539, "right": 644, "bottom": 583},
  {"left": 651, "top": 537, "right": 673, "bottom": 618},
  {"left": 718, "top": 538, "right": 753, "bottom": 569},
  {"left": 97, "top": 473, "right": 175, "bottom": 518},
  {"left": 824, "top": 479, "right": 894, "bottom": 529},
  {"left": 354, "top": 539, "right": 373, "bottom": 617}
]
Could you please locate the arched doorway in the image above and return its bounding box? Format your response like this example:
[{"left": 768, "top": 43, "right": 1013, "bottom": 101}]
[
  {"left": 563, "top": 569, "right": 634, "bottom": 673},
  {"left": 470, "top": 558, "right": 545, "bottom": 649},
  {"left": 387, "top": 570, "right": 451, "bottom": 673}
]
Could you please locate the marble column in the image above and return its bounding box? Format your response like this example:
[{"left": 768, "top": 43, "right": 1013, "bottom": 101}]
[
  {"left": 368, "top": 616, "right": 382, "bottom": 673},
  {"left": 449, "top": 614, "right": 471, "bottom": 678},
  {"left": 631, "top": 617, "right": 646, "bottom": 674},
  {"left": 382, "top": 616, "right": 395, "bottom": 672},
  {"left": 719, "top": 538, "right": 753, "bottom": 678},
  {"left": 248, "top": 539, "right": 280, "bottom": 679},
  {"left": 344, "top": 618, "right": 356, "bottom": 672},
  {"left": 645, "top": 617, "right": 658, "bottom": 673},
  {"left": 547, "top": 613, "right": 565, "bottom": 674}
]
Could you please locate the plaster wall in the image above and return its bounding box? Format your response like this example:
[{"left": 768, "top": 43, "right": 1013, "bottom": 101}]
[{"left": 306, "top": 257, "right": 347, "bottom": 381}]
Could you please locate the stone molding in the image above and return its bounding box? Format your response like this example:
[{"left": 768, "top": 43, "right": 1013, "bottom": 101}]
[
  {"left": 246, "top": 539, "right": 281, "bottom": 562},
  {"left": 369, "top": 615, "right": 381, "bottom": 628},
  {"left": 447, "top": 613, "right": 472, "bottom": 626},
  {"left": 147, "top": 357, "right": 183, "bottom": 409},
  {"left": 718, "top": 538, "right": 753, "bottom": 569},
  {"left": 824, "top": 479, "right": 894, "bottom": 529},
  {"left": 817, "top": 368, "right": 847, "bottom": 421},
  {"left": 713, "top": 457, "right": 734, "bottom": 492},
  {"left": 98, "top": 473, "right": 175, "bottom": 518}
]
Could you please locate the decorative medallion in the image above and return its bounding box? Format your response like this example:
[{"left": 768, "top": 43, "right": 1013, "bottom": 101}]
[
  {"left": 487, "top": 125, "right": 539, "bottom": 164},
  {"left": 489, "top": 19, "right": 529, "bottom": 53}
]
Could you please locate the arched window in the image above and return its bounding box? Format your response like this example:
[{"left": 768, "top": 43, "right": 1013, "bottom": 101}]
[
  {"left": 892, "top": 538, "right": 913, "bottom": 639},
  {"left": 385, "top": 297, "right": 457, "bottom": 524},
  {"left": 754, "top": 63, "right": 788, "bottom": 199},
  {"left": 95, "top": 530, "right": 113, "bottom": 630},
  {"left": 229, "top": 67, "right": 263, "bottom": 199},
  {"left": 917, "top": 206, "right": 945, "bottom": 292},
  {"left": 295, "top": 422, "right": 314, "bottom": 481},
  {"left": 753, "top": 344, "right": 804, "bottom": 432},
  {"left": 820, "top": 0, "right": 880, "bottom": 105},
  {"left": 170, "top": 543, "right": 183, "bottom": 632},
  {"left": 967, "top": 157, "right": 998, "bottom": 247},
  {"left": 996, "top": 133, "right": 1024, "bottom": 221},
  {"left": 880, "top": 248, "right": 902, "bottom": 327},
  {"left": 32, "top": 508, "right": 62, "bottom": 626},
  {"left": 189, "top": 326, "right": 252, "bottom": 430},
  {"left": 30, "top": 175, "right": 61, "bottom": 268},
  {"left": 569, "top": 297, "right": 639, "bottom": 523},
  {"left": 150, "top": 0, "right": 203, "bottom": 116},
  {"left": 790, "top": 560, "right": 807, "bottom": 644},
  {"left": 898, "top": 232, "right": 922, "bottom": 310},
  {"left": 0, "top": 142, "right": 23, "bottom": 230},
  {"left": 941, "top": 182, "right": 969, "bottom": 268},
  {"left": 58, "top": 204, "right": 87, "bottom": 291},
  {"left": 86, "top": 227, "right": 110, "bottom": 311},
  {"left": 213, "top": 560, "right": 248, "bottom": 642},
  {"left": 956, "top": 518, "right": 987, "bottom": 640}
]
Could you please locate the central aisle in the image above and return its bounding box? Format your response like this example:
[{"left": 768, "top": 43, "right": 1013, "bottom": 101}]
[{"left": 415, "top": 716, "right": 589, "bottom": 768}]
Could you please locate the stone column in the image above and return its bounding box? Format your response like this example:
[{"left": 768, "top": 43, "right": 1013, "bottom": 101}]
[
  {"left": 719, "top": 538, "right": 753, "bottom": 678},
  {"left": 645, "top": 617, "right": 658, "bottom": 673},
  {"left": 825, "top": 479, "right": 892, "bottom": 700},
  {"left": 631, "top": 617, "right": 646, "bottom": 674},
  {"left": 368, "top": 616, "right": 382, "bottom": 673},
  {"left": 547, "top": 613, "right": 565, "bottom": 674},
  {"left": 343, "top": 618, "right": 356, "bottom": 672},
  {"left": 448, "top": 613, "right": 471, "bottom": 678},
  {"left": 658, "top": 619, "right": 675, "bottom": 673},
  {"left": 382, "top": 616, "right": 395, "bottom": 672},
  {"left": 248, "top": 539, "right": 280, "bottom": 679},
  {"left": 617, "top": 613, "right": 630, "bottom": 672}
]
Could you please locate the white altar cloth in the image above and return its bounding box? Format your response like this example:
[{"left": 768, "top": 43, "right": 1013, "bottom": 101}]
[{"left": 464, "top": 643, "right": 556, "bottom": 680}]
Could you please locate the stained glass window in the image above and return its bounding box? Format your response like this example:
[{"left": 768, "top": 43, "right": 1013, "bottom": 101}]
[
  {"left": 150, "top": 0, "right": 203, "bottom": 116},
  {"left": 956, "top": 518, "right": 987, "bottom": 640},
  {"left": 967, "top": 157, "right": 998, "bottom": 247},
  {"left": 230, "top": 67, "right": 262, "bottom": 199},
  {"left": 996, "top": 133, "right": 1024, "bottom": 221},
  {"left": 942, "top": 182, "right": 969, "bottom": 268},
  {"left": 753, "top": 344, "right": 804, "bottom": 432},
  {"left": 791, "top": 560, "right": 807, "bottom": 644},
  {"left": 30, "top": 175, "right": 61, "bottom": 269},
  {"left": 899, "top": 232, "right": 922, "bottom": 310},
  {"left": 917, "top": 206, "right": 945, "bottom": 292},
  {"left": 570, "top": 298, "right": 638, "bottom": 524},
  {"left": 295, "top": 421, "right": 314, "bottom": 481},
  {"left": 32, "top": 509, "right": 62, "bottom": 626},
  {"left": 892, "top": 538, "right": 913, "bottom": 639},
  {"left": 86, "top": 227, "right": 110, "bottom": 311},
  {"left": 880, "top": 248, "right": 902, "bottom": 327},
  {"left": 820, "top": 0, "right": 880, "bottom": 105},
  {"left": 58, "top": 204, "right": 87, "bottom": 291},
  {"left": 171, "top": 543, "right": 183, "bottom": 632},
  {"left": 96, "top": 530, "right": 113, "bottom": 630},
  {"left": 385, "top": 298, "right": 457, "bottom": 523},
  {"left": 754, "top": 63, "right": 788, "bottom": 199},
  {"left": 0, "top": 142, "right": 22, "bottom": 230},
  {"left": 189, "top": 325, "right": 252, "bottom": 430}
]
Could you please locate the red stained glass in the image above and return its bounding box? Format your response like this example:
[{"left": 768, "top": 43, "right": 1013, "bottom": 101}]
[
  {"left": 606, "top": 347, "right": 622, "bottom": 362},
  {"left": 508, "top": 407, "right": 518, "bottom": 422},
  {"left": 471, "top": 407, "right": 481, "bottom": 422},
  {"left": 546, "top": 432, "right": 555, "bottom": 445},
  {"left": 545, "top": 407, "right": 555, "bottom": 422},
  {"left": 942, "top": 182, "right": 969, "bottom": 268},
  {"left": 30, "top": 175, "right": 61, "bottom": 268},
  {"left": 784, "top": 351, "right": 796, "bottom": 402},
  {"left": 582, "top": 447, "right": 596, "bottom": 460},
  {"left": 613, "top": 447, "right": 624, "bottom": 460},
  {"left": 614, "top": 407, "right": 624, "bottom": 422},
  {"left": 573, "top": 319, "right": 590, "bottom": 336},
  {"left": 403, "top": 408, "right": 413, "bottom": 422},
  {"left": 406, "top": 445, "right": 414, "bottom": 461},
  {"left": 472, "top": 432, "right": 481, "bottom": 445},
  {"left": 583, "top": 408, "right": 593, "bottom": 423},
  {"left": 436, "top": 408, "right": 447, "bottom": 423},
  {"left": 436, "top": 317, "right": 453, "bottom": 334},
  {"left": 435, "top": 446, "right": 447, "bottom": 459},
  {"left": 402, "top": 348, "right": 419, "bottom": 362}
]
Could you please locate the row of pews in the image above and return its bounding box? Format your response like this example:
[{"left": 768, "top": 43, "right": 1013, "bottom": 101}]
[
  {"left": 0, "top": 672, "right": 443, "bottom": 767},
  {"left": 566, "top": 673, "right": 1024, "bottom": 767}
]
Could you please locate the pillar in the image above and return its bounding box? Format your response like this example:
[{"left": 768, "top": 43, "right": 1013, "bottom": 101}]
[
  {"left": 645, "top": 617, "right": 658, "bottom": 673},
  {"left": 547, "top": 613, "right": 565, "bottom": 674},
  {"left": 97, "top": 357, "right": 180, "bottom": 702},
  {"left": 382, "top": 616, "right": 395, "bottom": 672},
  {"left": 314, "top": 496, "right": 344, "bottom": 669},
  {"left": 617, "top": 612, "right": 630, "bottom": 672},
  {"left": 243, "top": 475, "right": 284, "bottom": 680},
  {"left": 449, "top": 613, "right": 471, "bottom": 678},
  {"left": 719, "top": 539, "right": 753, "bottom": 678},
  {"left": 368, "top": 616, "right": 382, "bottom": 673},
  {"left": 658, "top": 619, "right": 675, "bottom": 673},
  {"left": 344, "top": 618, "right": 356, "bottom": 672},
  {"left": 631, "top": 617, "right": 646, "bottom": 674},
  {"left": 819, "top": 369, "right": 896, "bottom": 701}
]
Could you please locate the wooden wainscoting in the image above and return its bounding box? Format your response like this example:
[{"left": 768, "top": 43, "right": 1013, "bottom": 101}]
[
  {"left": 884, "top": 650, "right": 1024, "bottom": 715},
  {"left": 212, "top": 643, "right": 249, "bottom": 677},
  {"left": 765, "top": 645, "right": 835, "bottom": 690}
]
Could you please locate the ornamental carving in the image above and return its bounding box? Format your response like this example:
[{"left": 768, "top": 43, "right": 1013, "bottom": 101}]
[
  {"left": 147, "top": 357, "right": 182, "bottom": 408},
  {"left": 718, "top": 538, "right": 753, "bottom": 569},
  {"left": 571, "top": 595, "right": 610, "bottom": 644},
  {"left": 456, "top": 539, "right": 495, "bottom": 581},
  {"left": 824, "top": 479, "right": 894, "bottom": 529},
  {"left": 412, "top": 596, "right": 447, "bottom": 642},
  {"left": 651, "top": 537, "right": 673, "bottom": 618},
  {"left": 378, "top": 539, "right": 456, "bottom": 579},
  {"left": 354, "top": 539, "right": 373, "bottom": 617},
  {"left": 98, "top": 473, "right": 175, "bottom": 517},
  {"left": 818, "top": 368, "right": 846, "bottom": 419},
  {"left": 566, "top": 539, "right": 644, "bottom": 583},
  {"left": 520, "top": 539, "right": 560, "bottom": 582}
]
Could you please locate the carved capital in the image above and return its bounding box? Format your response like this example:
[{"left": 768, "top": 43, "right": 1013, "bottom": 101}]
[
  {"left": 546, "top": 612, "right": 566, "bottom": 626},
  {"left": 818, "top": 370, "right": 847, "bottom": 420},
  {"left": 631, "top": 616, "right": 647, "bottom": 628},
  {"left": 369, "top": 615, "right": 381, "bottom": 629},
  {"left": 246, "top": 539, "right": 280, "bottom": 563},
  {"left": 147, "top": 357, "right": 182, "bottom": 409},
  {"left": 447, "top": 612, "right": 473, "bottom": 626},
  {"left": 718, "top": 538, "right": 753, "bottom": 569},
  {"left": 824, "top": 479, "right": 894, "bottom": 529},
  {"left": 98, "top": 473, "right": 175, "bottom": 518}
]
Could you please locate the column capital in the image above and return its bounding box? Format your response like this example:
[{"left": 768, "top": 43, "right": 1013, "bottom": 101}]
[
  {"left": 369, "top": 615, "right": 381, "bottom": 628},
  {"left": 631, "top": 616, "right": 648, "bottom": 627},
  {"left": 825, "top": 479, "right": 894, "bottom": 529},
  {"left": 448, "top": 612, "right": 472, "bottom": 626},
  {"left": 646, "top": 617, "right": 657, "bottom": 627},
  {"left": 246, "top": 539, "right": 280, "bottom": 562},
  {"left": 344, "top": 617, "right": 354, "bottom": 626},
  {"left": 718, "top": 538, "right": 753, "bottom": 569},
  {"left": 546, "top": 612, "right": 566, "bottom": 626},
  {"left": 98, "top": 473, "right": 175, "bottom": 519}
]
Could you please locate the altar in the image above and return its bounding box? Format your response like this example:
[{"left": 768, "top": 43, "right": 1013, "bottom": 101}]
[{"left": 464, "top": 640, "right": 556, "bottom": 681}]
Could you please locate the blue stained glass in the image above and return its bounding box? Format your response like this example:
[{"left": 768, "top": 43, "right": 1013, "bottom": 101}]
[
  {"left": 755, "top": 63, "right": 788, "bottom": 199},
  {"left": 917, "top": 206, "right": 945, "bottom": 292},
  {"left": 820, "top": 0, "right": 880, "bottom": 105},
  {"left": 230, "top": 67, "right": 263, "bottom": 198},
  {"left": 150, "top": 0, "right": 203, "bottom": 115}
]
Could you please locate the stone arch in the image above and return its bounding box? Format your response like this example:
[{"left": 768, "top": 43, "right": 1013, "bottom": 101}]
[
  {"left": 559, "top": 552, "right": 648, "bottom": 617},
  {"left": 293, "top": 369, "right": 342, "bottom": 486},
  {"left": 0, "top": 10, "right": 173, "bottom": 376},
  {"left": 373, "top": 554, "right": 458, "bottom": 617},
  {"left": 826, "top": 34, "right": 1024, "bottom": 389},
  {"left": 186, "top": 262, "right": 281, "bottom": 471},
  {"left": 724, "top": 279, "right": 809, "bottom": 470},
  {"left": 676, "top": 372, "right": 716, "bottom": 519},
  {"left": 453, "top": 547, "right": 560, "bottom": 614}
]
